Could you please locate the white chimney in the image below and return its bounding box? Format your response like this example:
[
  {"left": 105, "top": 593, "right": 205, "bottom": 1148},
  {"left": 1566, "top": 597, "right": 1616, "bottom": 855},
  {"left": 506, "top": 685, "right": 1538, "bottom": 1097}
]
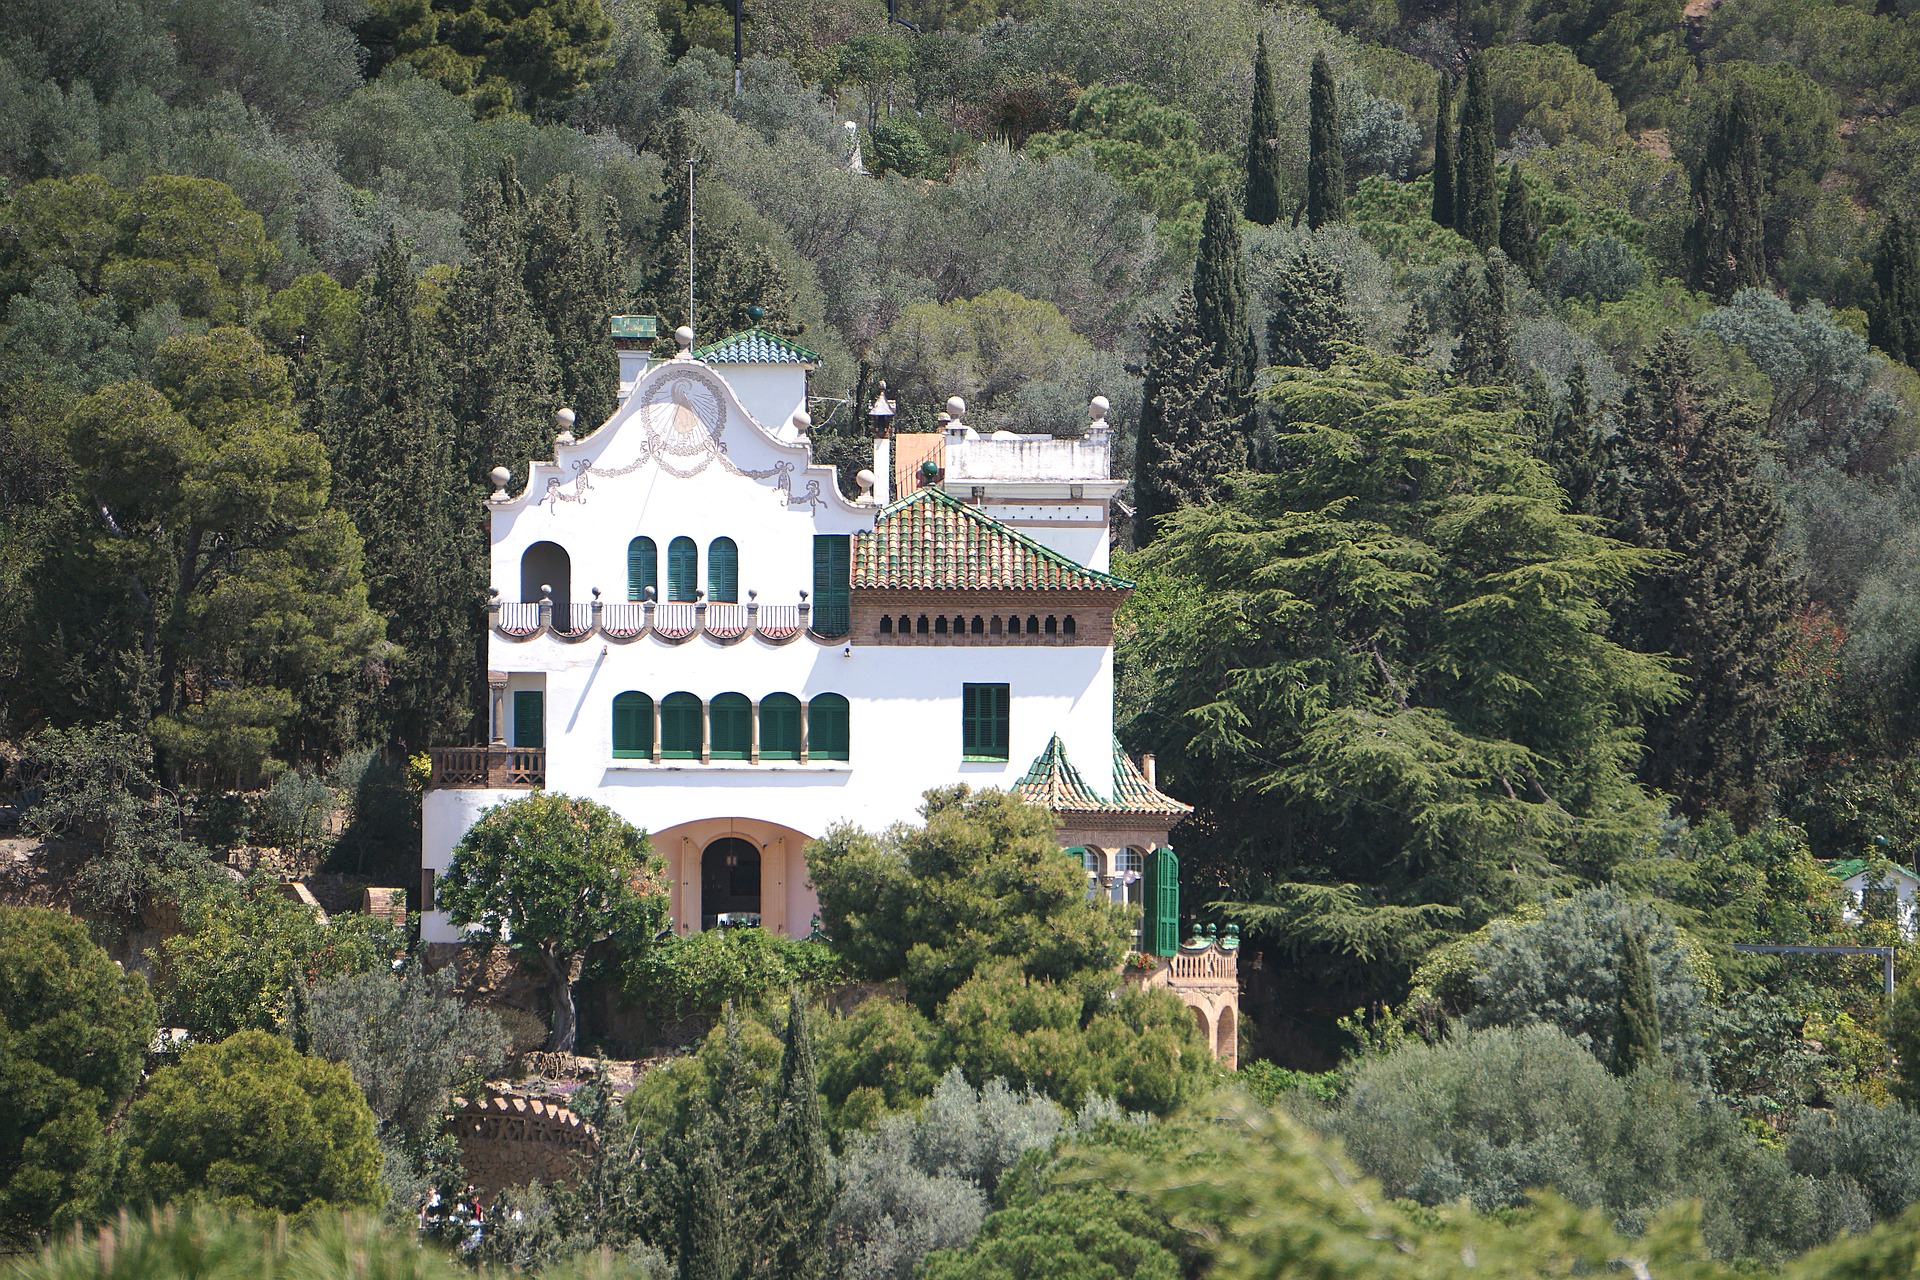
[{"left": 610, "top": 315, "right": 658, "bottom": 406}]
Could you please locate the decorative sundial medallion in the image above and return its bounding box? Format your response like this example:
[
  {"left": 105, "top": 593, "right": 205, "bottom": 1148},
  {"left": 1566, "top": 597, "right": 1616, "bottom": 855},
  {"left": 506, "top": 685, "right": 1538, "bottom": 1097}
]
[{"left": 639, "top": 367, "right": 729, "bottom": 477}]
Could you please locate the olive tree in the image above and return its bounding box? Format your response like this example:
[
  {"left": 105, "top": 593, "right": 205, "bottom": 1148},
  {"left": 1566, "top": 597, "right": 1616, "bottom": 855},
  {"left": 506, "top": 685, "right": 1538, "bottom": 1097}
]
[{"left": 437, "top": 792, "right": 665, "bottom": 1052}]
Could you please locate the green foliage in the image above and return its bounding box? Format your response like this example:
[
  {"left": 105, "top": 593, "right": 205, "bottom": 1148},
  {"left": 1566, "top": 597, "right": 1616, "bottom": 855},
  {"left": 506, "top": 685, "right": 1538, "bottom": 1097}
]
[
  {"left": 1244, "top": 35, "right": 1282, "bottom": 227},
  {"left": 1430, "top": 73, "right": 1455, "bottom": 230},
  {"left": 1685, "top": 89, "right": 1769, "bottom": 303},
  {"left": 1482, "top": 44, "right": 1626, "bottom": 148},
  {"left": 1499, "top": 167, "right": 1540, "bottom": 282},
  {"left": 1192, "top": 189, "right": 1257, "bottom": 408},
  {"left": 1869, "top": 214, "right": 1920, "bottom": 368},
  {"left": 356, "top": 0, "right": 613, "bottom": 116},
  {"left": 0, "top": 907, "right": 157, "bottom": 1245},
  {"left": 152, "top": 875, "right": 406, "bottom": 1043},
  {"left": 1525, "top": 0, "right": 1687, "bottom": 116},
  {"left": 622, "top": 927, "right": 846, "bottom": 1020},
  {"left": 1264, "top": 250, "right": 1358, "bottom": 370},
  {"left": 1608, "top": 926, "right": 1662, "bottom": 1075},
  {"left": 1132, "top": 290, "right": 1245, "bottom": 546},
  {"left": 1450, "top": 250, "right": 1514, "bottom": 385},
  {"left": 872, "top": 289, "right": 1092, "bottom": 421},
  {"left": 1605, "top": 332, "right": 1797, "bottom": 822},
  {"left": 1235, "top": 1058, "right": 1341, "bottom": 1106},
  {"left": 1455, "top": 55, "right": 1499, "bottom": 252},
  {"left": 1885, "top": 980, "right": 1920, "bottom": 1109},
  {"left": 1119, "top": 349, "right": 1673, "bottom": 999},
  {"left": 869, "top": 116, "right": 939, "bottom": 179},
  {"left": 439, "top": 792, "right": 665, "bottom": 1052},
  {"left": 120, "top": 1030, "right": 386, "bottom": 1215},
  {"left": 919, "top": 1185, "right": 1182, "bottom": 1280},
  {"left": 1307, "top": 54, "right": 1345, "bottom": 232},
  {"left": 806, "top": 786, "right": 1133, "bottom": 1014}
]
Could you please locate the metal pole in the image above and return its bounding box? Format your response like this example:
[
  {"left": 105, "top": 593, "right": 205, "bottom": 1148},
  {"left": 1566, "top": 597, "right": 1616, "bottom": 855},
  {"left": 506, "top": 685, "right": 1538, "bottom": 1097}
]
[
  {"left": 733, "top": 0, "right": 743, "bottom": 97},
  {"left": 1731, "top": 943, "right": 1897, "bottom": 1000},
  {"left": 686, "top": 158, "right": 695, "bottom": 338}
]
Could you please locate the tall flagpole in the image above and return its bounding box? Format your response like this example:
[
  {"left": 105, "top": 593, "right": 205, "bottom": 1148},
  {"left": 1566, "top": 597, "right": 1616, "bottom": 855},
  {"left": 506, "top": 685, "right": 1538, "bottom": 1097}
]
[{"left": 686, "top": 157, "right": 695, "bottom": 339}]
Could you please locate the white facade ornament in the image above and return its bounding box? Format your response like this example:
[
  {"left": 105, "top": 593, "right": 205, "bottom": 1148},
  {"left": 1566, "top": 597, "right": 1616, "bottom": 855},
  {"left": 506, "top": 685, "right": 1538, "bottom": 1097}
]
[
  {"left": 555, "top": 407, "right": 577, "bottom": 445},
  {"left": 488, "top": 466, "right": 512, "bottom": 502}
]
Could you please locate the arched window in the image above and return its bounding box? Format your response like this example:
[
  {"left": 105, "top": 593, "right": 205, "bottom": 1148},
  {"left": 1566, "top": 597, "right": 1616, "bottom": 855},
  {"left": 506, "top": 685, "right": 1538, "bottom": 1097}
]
[
  {"left": 626, "top": 537, "right": 657, "bottom": 602},
  {"left": 916, "top": 615, "right": 929, "bottom": 634},
  {"left": 612, "top": 692, "right": 653, "bottom": 758},
  {"left": 710, "top": 692, "right": 751, "bottom": 759},
  {"left": 897, "top": 614, "right": 911, "bottom": 634},
  {"left": 1115, "top": 847, "right": 1145, "bottom": 941},
  {"left": 521, "top": 541, "right": 571, "bottom": 616},
  {"left": 1063, "top": 616, "right": 1077, "bottom": 636},
  {"left": 990, "top": 616, "right": 1003, "bottom": 636},
  {"left": 1007, "top": 615, "right": 1021, "bottom": 635},
  {"left": 880, "top": 615, "right": 893, "bottom": 634},
  {"left": 667, "top": 537, "right": 697, "bottom": 602},
  {"left": 761, "top": 693, "right": 801, "bottom": 760},
  {"left": 701, "top": 837, "right": 761, "bottom": 929},
  {"left": 1071, "top": 846, "right": 1099, "bottom": 902},
  {"left": 951, "top": 616, "right": 965, "bottom": 634},
  {"left": 708, "top": 537, "right": 738, "bottom": 602},
  {"left": 1027, "top": 615, "right": 1040, "bottom": 633},
  {"left": 934, "top": 615, "right": 948, "bottom": 634},
  {"left": 1045, "top": 615, "right": 1058, "bottom": 635},
  {"left": 809, "top": 693, "right": 850, "bottom": 760},
  {"left": 971, "top": 616, "right": 984, "bottom": 634},
  {"left": 661, "top": 692, "right": 702, "bottom": 758}
]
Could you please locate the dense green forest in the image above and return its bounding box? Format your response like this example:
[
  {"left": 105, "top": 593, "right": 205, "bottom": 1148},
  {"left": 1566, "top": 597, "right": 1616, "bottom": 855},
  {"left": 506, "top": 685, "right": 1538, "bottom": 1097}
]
[{"left": 14, "top": 0, "right": 1920, "bottom": 1272}]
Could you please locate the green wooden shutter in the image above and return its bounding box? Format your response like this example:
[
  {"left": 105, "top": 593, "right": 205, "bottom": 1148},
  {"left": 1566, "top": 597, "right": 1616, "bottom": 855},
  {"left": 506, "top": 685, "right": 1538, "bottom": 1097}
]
[
  {"left": 711, "top": 693, "right": 751, "bottom": 758},
  {"left": 809, "top": 693, "right": 849, "bottom": 759},
  {"left": 512, "top": 690, "right": 544, "bottom": 749},
  {"left": 1143, "top": 845, "right": 1181, "bottom": 957},
  {"left": 708, "top": 537, "right": 738, "bottom": 602},
  {"left": 962, "top": 683, "right": 1009, "bottom": 760},
  {"left": 761, "top": 694, "right": 801, "bottom": 760},
  {"left": 661, "top": 692, "right": 702, "bottom": 758},
  {"left": 612, "top": 692, "right": 652, "bottom": 757},
  {"left": 627, "top": 537, "right": 657, "bottom": 601},
  {"left": 811, "top": 535, "right": 851, "bottom": 637},
  {"left": 668, "top": 537, "right": 697, "bottom": 601}
]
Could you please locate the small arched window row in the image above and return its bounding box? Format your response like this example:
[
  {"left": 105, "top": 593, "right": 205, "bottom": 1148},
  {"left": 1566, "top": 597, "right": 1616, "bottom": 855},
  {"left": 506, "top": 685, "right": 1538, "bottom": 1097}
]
[
  {"left": 607, "top": 690, "right": 849, "bottom": 763},
  {"left": 873, "top": 611, "right": 1080, "bottom": 643},
  {"left": 624, "top": 536, "right": 741, "bottom": 603}
]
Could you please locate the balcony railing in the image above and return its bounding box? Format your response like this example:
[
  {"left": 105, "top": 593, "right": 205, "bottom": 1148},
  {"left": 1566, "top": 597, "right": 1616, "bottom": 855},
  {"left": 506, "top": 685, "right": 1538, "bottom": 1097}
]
[
  {"left": 427, "top": 746, "right": 545, "bottom": 790},
  {"left": 487, "top": 591, "right": 819, "bottom": 645}
]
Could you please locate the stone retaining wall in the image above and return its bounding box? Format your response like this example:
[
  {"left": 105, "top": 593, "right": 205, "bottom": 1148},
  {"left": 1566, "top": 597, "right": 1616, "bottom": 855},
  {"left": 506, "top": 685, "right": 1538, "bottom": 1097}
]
[{"left": 448, "top": 1093, "right": 597, "bottom": 1200}]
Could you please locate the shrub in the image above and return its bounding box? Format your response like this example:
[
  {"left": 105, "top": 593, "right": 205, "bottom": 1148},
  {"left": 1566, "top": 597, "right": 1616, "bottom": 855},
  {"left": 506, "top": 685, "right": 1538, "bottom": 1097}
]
[
  {"left": 0, "top": 906, "right": 157, "bottom": 1245},
  {"left": 1788, "top": 1097, "right": 1920, "bottom": 1227},
  {"left": 622, "top": 927, "right": 847, "bottom": 1020},
  {"left": 869, "top": 117, "right": 936, "bottom": 178},
  {"left": 120, "top": 1030, "right": 386, "bottom": 1214},
  {"left": 1544, "top": 234, "right": 1646, "bottom": 303}
]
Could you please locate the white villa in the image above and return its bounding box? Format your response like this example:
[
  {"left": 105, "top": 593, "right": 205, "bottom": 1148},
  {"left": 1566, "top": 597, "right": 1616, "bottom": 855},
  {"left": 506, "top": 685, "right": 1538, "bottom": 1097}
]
[{"left": 420, "top": 319, "right": 1237, "bottom": 1059}]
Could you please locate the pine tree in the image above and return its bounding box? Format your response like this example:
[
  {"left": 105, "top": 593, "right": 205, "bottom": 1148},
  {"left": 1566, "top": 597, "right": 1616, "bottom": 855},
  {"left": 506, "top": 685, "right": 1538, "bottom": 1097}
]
[
  {"left": 1868, "top": 213, "right": 1920, "bottom": 367},
  {"left": 329, "top": 231, "right": 474, "bottom": 750},
  {"left": 525, "top": 176, "right": 619, "bottom": 432},
  {"left": 1454, "top": 55, "right": 1499, "bottom": 251},
  {"left": 1606, "top": 332, "right": 1797, "bottom": 822},
  {"left": 1498, "top": 166, "right": 1540, "bottom": 281},
  {"left": 1244, "top": 34, "right": 1284, "bottom": 227},
  {"left": 444, "top": 158, "right": 559, "bottom": 492},
  {"left": 762, "top": 990, "right": 831, "bottom": 1280},
  {"left": 1685, "top": 89, "right": 1767, "bottom": 303},
  {"left": 1542, "top": 362, "right": 1608, "bottom": 515},
  {"left": 1133, "top": 292, "right": 1246, "bottom": 546},
  {"left": 1450, "top": 251, "right": 1512, "bottom": 386},
  {"left": 1192, "top": 189, "right": 1258, "bottom": 410},
  {"left": 1266, "top": 251, "right": 1358, "bottom": 370},
  {"left": 1306, "top": 53, "right": 1345, "bottom": 231},
  {"left": 1608, "top": 928, "right": 1662, "bottom": 1076},
  {"left": 1431, "top": 73, "right": 1456, "bottom": 229},
  {"left": 1394, "top": 297, "right": 1433, "bottom": 362}
]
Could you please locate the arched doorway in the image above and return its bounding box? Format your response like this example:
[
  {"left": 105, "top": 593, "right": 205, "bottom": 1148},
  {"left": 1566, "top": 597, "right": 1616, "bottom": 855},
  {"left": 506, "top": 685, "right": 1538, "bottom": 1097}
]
[
  {"left": 521, "top": 541, "right": 572, "bottom": 619},
  {"left": 700, "top": 837, "right": 762, "bottom": 929}
]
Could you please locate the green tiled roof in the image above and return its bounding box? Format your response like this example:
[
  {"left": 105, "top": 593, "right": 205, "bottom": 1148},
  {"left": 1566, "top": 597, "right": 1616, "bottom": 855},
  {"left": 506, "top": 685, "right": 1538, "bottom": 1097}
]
[
  {"left": 692, "top": 326, "right": 821, "bottom": 366},
  {"left": 611, "top": 314, "right": 658, "bottom": 339},
  {"left": 1015, "top": 735, "right": 1192, "bottom": 817},
  {"left": 855, "top": 487, "right": 1132, "bottom": 592},
  {"left": 1828, "top": 858, "right": 1920, "bottom": 882}
]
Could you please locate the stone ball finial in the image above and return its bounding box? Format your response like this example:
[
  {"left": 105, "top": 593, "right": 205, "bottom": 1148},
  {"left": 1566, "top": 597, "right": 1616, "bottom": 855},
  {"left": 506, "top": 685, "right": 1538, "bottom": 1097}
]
[
  {"left": 1090, "top": 394, "right": 1110, "bottom": 420},
  {"left": 946, "top": 395, "right": 966, "bottom": 419},
  {"left": 855, "top": 467, "right": 876, "bottom": 495},
  {"left": 674, "top": 325, "right": 695, "bottom": 350},
  {"left": 792, "top": 409, "right": 812, "bottom": 434},
  {"left": 539, "top": 583, "right": 553, "bottom": 600},
  {"left": 556, "top": 407, "right": 576, "bottom": 429},
  {"left": 748, "top": 304, "right": 765, "bottom": 323},
  {"left": 489, "top": 466, "right": 511, "bottom": 487}
]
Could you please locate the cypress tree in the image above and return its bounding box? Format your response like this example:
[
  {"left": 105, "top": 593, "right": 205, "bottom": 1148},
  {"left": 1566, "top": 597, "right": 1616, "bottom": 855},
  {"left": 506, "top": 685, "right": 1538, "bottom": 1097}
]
[
  {"left": 1498, "top": 166, "right": 1540, "bottom": 281},
  {"left": 444, "top": 157, "right": 559, "bottom": 492},
  {"left": 1394, "top": 296, "right": 1433, "bottom": 362},
  {"left": 1450, "top": 251, "right": 1512, "bottom": 386},
  {"left": 1133, "top": 292, "right": 1246, "bottom": 546},
  {"left": 1244, "top": 34, "right": 1284, "bottom": 227},
  {"left": 1192, "top": 189, "right": 1258, "bottom": 411},
  {"left": 1306, "top": 53, "right": 1345, "bottom": 231},
  {"left": 526, "top": 176, "right": 620, "bottom": 432},
  {"left": 1608, "top": 928, "right": 1662, "bottom": 1076},
  {"left": 1868, "top": 213, "right": 1920, "bottom": 367},
  {"left": 1455, "top": 55, "right": 1499, "bottom": 251},
  {"left": 671, "top": 1006, "right": 765, "bottom": 1280},
  {"left": 329, "top": 231, "right": 474, "bottom": 750},
  {"left": 1266, "top": 251, "right": 1358, "bottom": 369},
  {"left": 763, "top": 990, "right": 832, "bottom": 1280},
  {"left": 1543, "top": 362, "right": 1608, "bottom": 515},
  {"left": 1606, "top": 332, "right": 1796, "bottom": 822},
  {"left": 1431, "top": 72, "right": 1456, "bottom": 228},
  {"left": 1685, "top": 89, "right": 1767, "bottom": 303}
]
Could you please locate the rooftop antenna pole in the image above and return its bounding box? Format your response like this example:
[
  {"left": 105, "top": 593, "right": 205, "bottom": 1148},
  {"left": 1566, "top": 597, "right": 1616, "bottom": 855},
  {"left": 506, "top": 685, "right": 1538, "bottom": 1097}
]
[
  {"left": 686, "top": 157, "right": 695, "bottom": 339},
  {"left": 733, "top": 0, "right": 743, "bottom": 96}
]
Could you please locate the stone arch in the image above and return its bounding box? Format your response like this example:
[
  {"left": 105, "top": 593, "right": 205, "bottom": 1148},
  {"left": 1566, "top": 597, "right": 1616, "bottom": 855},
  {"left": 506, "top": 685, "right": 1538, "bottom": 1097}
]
[
  {"left": 651, "top": 817, "right": 819, "bottom": 937},
  {"left": 1216, "top": 1008, "right": 1236, "bottom": 1060},
  {"left": 700, "top": 836, "right": 761, "bottom": 928},
  {"left": 1190, "top": 1005, "right": 1213, "bottom": 1045}
]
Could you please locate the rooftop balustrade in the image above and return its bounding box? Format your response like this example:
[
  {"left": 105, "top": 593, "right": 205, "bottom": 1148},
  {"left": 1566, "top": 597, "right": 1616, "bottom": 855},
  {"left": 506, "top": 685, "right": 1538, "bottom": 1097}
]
[
  {"left": 427, "top": 746, "right": 545, "bottom": 790},
  {"left": 489, "top": 588, "right": 836, "bottom": 644}
]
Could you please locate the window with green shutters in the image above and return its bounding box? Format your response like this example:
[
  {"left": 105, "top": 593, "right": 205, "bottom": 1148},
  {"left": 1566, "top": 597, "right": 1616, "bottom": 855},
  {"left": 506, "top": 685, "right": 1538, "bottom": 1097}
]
[
  {"left": 761, "top": 693, "right": 801, "bottom": 760},
  {"left": 1142, "top": 845, "right": 1181, "bottom": 957},
  {"left": 708, "top": 537, "right": 738, "bottom": 602},
  {"left": 710, "top": 692, "right": 751, "bottom": 759},
  {"left": 809, "top": 693, "right": 850, "bottom": 760},
  {"left": 612, "top": 691, "right": 652, "bottom": 757},
  {"left": 811, "top": 535, "right": 851, "bottom": 637},
  {"left": 660, "top": 692, "right": 702, "bottom": 758},
  {"left": 512, "top": 689, "right": 544, "bottom": 749},
  {"left": 961, "top": 683, "right": 1009, "bottom": 760},
  {"left": 667, "top": 537, "right": 697, "bottom": 601},
  {"left": 627, "top": 537, "right": 657, "bottom": 601}
]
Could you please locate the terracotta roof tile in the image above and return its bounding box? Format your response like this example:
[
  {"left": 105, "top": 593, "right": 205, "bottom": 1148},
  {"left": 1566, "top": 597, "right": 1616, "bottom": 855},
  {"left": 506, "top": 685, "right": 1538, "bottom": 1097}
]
[
  {"left": 855, "top": 487, "right": 1132, "bottom": 592},
  {"left": 692, "top": 326, "right": 821, "bottom": 366},
  {"left": 1015, "top": 735, "right": 1192, "bottom": 817}
]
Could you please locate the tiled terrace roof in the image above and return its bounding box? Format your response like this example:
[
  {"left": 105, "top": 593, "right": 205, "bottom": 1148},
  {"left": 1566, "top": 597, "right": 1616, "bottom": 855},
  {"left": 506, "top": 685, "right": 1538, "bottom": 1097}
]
[
  {"left": 855, "top": 487, "right": 1131, "bottom": 592},
  {"left": 1016, "top": 735, "right": 1193, "bottom": 817},
  {"left": 692, "top": 326, "right": 821, "bottom": 365}
]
